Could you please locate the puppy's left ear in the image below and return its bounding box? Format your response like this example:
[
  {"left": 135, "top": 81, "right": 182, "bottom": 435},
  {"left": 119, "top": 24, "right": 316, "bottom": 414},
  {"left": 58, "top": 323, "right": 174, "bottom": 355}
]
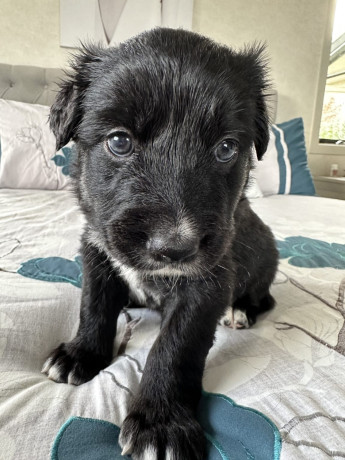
[
  {"left": 50, "top": 44, "right": 104, "bottom": 150},
  {"left": 246, "top": 45, "right": 270, "bottom": 160}
]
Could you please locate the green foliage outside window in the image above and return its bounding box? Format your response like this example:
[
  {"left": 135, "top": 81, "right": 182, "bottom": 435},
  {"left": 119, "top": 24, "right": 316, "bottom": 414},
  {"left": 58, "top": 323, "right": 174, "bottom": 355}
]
[{"left": 319, "top": 93, "right": 345, "bottom": 141}]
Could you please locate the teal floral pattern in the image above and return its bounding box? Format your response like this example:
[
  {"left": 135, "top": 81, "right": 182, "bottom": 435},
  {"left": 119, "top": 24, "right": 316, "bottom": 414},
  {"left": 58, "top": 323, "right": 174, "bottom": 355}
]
[
  {"left": 52, "top": 392, "right": 281, "bottom": 460},
  {"left": 52, "top": 145, "right": 75, "bottom": 176},
  {"left": 277, "top": 236, "right": 345, "bottom": 269},
  {"left": 18, "top": 256, "right": 82, "bottom": 287}
]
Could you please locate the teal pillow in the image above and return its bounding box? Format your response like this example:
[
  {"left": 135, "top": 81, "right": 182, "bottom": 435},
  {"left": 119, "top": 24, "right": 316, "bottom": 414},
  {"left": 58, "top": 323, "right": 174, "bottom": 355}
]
[{"left": 256, "top": 118, "right": 316, "bottom": 196}]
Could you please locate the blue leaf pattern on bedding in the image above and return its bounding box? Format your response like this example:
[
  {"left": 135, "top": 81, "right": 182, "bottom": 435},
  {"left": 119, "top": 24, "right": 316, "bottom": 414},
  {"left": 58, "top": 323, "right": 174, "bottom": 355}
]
[
  {"left": 277, "top": 236, "right": 345, "bottom": 269},
  {"left": 198, "top": 391, "right": 281, "bottom": 460},
  {"left": 51, "top": 392, "right": 281, "bottom": 460},
  {"left": 18, "top": 256, "right": 82, "bottom": 287},
  {"left": 51, "top": 145, "right": 74, "bottom": 176}
]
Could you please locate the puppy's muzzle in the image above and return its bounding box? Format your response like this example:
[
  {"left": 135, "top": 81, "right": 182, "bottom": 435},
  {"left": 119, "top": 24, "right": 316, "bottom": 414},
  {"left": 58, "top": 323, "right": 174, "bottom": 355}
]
[{"left": 147, "top": 233, "right": 199, "bottom": 264}]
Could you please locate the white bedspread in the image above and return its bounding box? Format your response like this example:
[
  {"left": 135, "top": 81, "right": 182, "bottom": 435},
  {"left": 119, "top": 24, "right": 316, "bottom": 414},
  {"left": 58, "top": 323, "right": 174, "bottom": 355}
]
[{"left": 0, "top": 190, "right": 344, "bottom": 459}]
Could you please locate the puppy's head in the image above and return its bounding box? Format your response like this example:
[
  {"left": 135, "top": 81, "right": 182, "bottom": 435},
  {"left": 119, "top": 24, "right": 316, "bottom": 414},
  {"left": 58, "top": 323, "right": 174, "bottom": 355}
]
[{"left": 50, "top": 28, "right": 270, "bottom": 277}]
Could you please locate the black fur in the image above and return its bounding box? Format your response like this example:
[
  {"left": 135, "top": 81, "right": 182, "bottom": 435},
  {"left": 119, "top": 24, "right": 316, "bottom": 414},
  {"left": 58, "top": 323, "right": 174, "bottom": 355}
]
[{"left": 44, "top": 28, "right": 278, "bottom": 460}]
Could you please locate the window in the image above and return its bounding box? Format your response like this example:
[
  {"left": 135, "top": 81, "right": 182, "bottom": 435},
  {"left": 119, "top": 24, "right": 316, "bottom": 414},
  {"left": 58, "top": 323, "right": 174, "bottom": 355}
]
[
  {"left": 312, "top": 0, "right": 345, "bottom": 154},
  {"left": 319, "top": 0, "right": 345, "bottom": 144}
]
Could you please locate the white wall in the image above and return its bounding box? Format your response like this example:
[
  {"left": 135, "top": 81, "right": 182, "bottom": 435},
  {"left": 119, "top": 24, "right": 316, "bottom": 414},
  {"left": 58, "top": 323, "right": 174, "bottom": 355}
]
[{"left": 0, "top": 0, "right": 336, "bottom": 175}]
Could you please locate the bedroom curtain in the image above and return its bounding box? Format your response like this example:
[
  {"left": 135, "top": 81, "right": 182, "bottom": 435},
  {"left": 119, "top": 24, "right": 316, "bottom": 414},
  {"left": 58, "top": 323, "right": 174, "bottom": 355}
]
[{"left": 60, "top": 0, "right": 194, "bottom": 48}]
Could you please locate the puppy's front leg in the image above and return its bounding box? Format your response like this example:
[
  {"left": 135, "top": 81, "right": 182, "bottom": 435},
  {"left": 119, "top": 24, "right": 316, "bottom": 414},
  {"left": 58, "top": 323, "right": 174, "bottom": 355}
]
[
  {"left": 119, "top": 286, "right": 227, "bottom": 460},
  {"left": 42, "top": 238, "right": 129, "bottom": 385}
]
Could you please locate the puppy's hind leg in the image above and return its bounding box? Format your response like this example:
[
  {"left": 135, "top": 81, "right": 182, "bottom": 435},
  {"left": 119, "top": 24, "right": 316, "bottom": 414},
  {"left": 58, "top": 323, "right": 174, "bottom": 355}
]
[
  {"left": 220, "top": 294, "right": 252, "bottom": 329},
  {"left": 221, "top": 292, "right": 275, "bottom": 329},
  {"left": 245, "top": 292, "right": 275, "bottom": 326}
]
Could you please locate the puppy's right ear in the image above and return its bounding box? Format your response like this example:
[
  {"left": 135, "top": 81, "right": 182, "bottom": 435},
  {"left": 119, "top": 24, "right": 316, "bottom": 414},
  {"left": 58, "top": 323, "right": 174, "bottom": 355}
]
[
  {"left": 50, "top": 45, "right": 104, "bottom": 150},
  {"left": 50, "top": 81, "right": 80, "bottom": 150}
]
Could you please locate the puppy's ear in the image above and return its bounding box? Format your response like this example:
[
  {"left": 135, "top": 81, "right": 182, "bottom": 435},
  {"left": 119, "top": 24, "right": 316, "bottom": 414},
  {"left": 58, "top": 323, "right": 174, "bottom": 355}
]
[
  {"left": 50, "top": 81, "right": 80, "bottom": 150},
  {"left": 50, "top": 44, "right": 104, "bottom": 150},
  {"left": 253, "top": 93, "right": 270, "bottom": 160},
  {"left": 245, "top": 44, "right": 270, "bottom": 160}
]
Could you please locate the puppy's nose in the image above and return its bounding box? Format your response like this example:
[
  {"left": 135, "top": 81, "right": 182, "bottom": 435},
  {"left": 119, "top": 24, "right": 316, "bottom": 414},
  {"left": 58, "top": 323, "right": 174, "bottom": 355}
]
[{"left": 147, "top": 235, "right": 199, "bottom": 263}]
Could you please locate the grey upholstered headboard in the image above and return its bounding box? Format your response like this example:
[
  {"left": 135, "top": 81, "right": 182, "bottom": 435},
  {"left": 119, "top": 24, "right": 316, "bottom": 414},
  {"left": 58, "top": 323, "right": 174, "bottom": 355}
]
[
  {"left": 0, "top": 63, "right": 278, "bottom": 121},
  {"left": 0, "top": 63, "right": 64, "bottom": 106}
]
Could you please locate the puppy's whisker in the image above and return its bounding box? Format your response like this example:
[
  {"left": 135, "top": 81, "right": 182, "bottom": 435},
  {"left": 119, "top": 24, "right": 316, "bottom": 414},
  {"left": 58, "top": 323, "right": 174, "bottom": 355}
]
[
  {"left": 217, "top": 264, "right": 229, "bottom": 272},
  {"left": 236, "top": 241, "right": 256, "bottom": 252}
]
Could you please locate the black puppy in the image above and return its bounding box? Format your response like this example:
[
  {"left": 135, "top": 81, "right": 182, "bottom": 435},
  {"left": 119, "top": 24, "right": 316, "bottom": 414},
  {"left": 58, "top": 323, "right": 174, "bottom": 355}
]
[{"left": 43, "top": 28, "right": 278, "bottom": 460}]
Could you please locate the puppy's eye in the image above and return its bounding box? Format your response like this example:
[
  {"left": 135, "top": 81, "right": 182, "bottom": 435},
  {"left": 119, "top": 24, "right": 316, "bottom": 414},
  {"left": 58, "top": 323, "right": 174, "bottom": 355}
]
[
  {"left": 214, "top": 139, "right": 239, "bottom": 163},
  {"left": 107, "top": 131, "right": 134, "bottom": 157}
]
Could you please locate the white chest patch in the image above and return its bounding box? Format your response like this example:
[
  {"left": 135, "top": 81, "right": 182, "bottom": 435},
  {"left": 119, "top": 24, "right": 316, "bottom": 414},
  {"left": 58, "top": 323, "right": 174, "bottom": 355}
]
[
  {"left": 85, "top": 229, "right": 149, "bottom": 305},
  {"left": 112, "top": 260, "right": 164, "bottom": 307},
  {"left": 118, "top": 264, "right": 148, "bottom": 305},
  {"left": 86, "top": 228, "right": 188, "bottom": 307}
]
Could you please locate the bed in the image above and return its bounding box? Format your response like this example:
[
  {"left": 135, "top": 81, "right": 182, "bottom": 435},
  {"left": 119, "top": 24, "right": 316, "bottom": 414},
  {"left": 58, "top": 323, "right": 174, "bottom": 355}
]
[{"left": 0, "top": 64, "right": 344, "bottom": 460}]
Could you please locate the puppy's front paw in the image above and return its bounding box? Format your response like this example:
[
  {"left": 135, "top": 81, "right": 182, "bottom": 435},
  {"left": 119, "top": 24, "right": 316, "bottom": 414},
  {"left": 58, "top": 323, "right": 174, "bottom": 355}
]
[
  {"left": 42, "top": 342, "right": 110, "bottom": 385},
  {"left": 220, "top": 307, "right": 251, "bottom": 329},
  {"left": 119, "top": 400, "right": 206, "bottom": 460}
]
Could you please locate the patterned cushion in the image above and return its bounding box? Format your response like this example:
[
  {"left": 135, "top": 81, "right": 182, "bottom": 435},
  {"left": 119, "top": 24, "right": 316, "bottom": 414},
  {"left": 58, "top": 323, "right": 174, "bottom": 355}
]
[
  {"left": 0, "top": 99, "right": 73, "bottom": 189},
  {"left": 255, "top": 118, "right": 315, "bottom": 196}
]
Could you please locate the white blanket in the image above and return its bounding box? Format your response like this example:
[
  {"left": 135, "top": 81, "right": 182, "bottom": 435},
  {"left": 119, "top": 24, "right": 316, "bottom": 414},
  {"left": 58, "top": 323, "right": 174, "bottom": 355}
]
[{"left": 0, "top": 190, "right": 344, "bottom": 459}]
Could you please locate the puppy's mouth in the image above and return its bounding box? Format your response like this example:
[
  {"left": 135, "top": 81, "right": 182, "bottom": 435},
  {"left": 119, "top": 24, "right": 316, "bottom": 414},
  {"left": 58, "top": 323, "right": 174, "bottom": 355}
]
[
  {"left": 108, "top": 244, "right": 203, "bottom": 279},
  {"left": 141, "top": 256, "right": 201, "bottom": 278},
  {"left": 105, "top": 213, "right": 225, "bottom": 278},
  {"left": 144, "top": 265, "right": 195, "bottom": 279},
  {"left": 106, "top": 231, "right": 212, "bottom": 278}
]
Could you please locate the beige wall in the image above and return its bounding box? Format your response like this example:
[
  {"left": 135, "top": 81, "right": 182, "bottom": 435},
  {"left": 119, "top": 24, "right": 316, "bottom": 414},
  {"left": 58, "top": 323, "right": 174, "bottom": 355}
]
[
  {"left": 0, "top": 0, "right": 336, "bottom": 174},
  {"left": 0, "top": 0, "right": 72, "bottom": 68},
  {"left": 193, "top": 0, "right": 330, "bottom": 154}
]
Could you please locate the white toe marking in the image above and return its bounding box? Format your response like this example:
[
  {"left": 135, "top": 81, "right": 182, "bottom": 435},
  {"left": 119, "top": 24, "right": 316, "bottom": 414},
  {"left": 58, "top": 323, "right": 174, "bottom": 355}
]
[
  {"left": 118, "top": 429, "right": 133, "bottom": 455},
  {"left": 41, "top": 357, "right": 53, "bottom": 374},
  {"left": 142, "top": 445, "right": 158, "bottom": 460},
  {"left": 233, "top": 309, "right": 249, "bottom": 328},
  {"left": 67, "top": 369, "right": 83, "bottom": 386},
  {"left": 221, "top": 307, "right": 249, "bottom": 329},
  {"left": 47, "top": 363, "right": 64, "bottom": 382},
  {"left": 166, "top": 447, "right": 175, "bottom": 460},
  {"left": 220, "top": 306, "right": 234, "bottom": 327},
  {"left": 121, "top": 443, "right": 133, "bottom": 456},
  {"left": 67, "top": 371, "right": 76, "bottom": 385}
]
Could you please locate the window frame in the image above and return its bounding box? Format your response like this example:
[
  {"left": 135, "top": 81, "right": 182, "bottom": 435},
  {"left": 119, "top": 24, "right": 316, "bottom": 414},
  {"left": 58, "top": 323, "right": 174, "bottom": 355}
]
[{"left": 311, "top": 0, "right": 345, "bottom": 156}]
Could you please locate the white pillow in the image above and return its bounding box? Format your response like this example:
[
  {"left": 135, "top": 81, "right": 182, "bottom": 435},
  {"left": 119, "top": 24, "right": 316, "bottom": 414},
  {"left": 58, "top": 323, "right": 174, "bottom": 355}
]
[
  {"left": 255, "top": 118, "right": 315, "bottom": 196},
  {"left": 245, "top": 171, "right": 263, "bottom": 199},
  {"left": 0, "top": 100, "right": 72, "bottom": 189}
]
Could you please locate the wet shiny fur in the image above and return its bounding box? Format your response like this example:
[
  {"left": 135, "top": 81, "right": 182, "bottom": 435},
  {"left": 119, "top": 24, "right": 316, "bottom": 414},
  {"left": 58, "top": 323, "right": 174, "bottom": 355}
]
[{"left": 43, "top": 28, "right": 278, "bottom": 460}]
